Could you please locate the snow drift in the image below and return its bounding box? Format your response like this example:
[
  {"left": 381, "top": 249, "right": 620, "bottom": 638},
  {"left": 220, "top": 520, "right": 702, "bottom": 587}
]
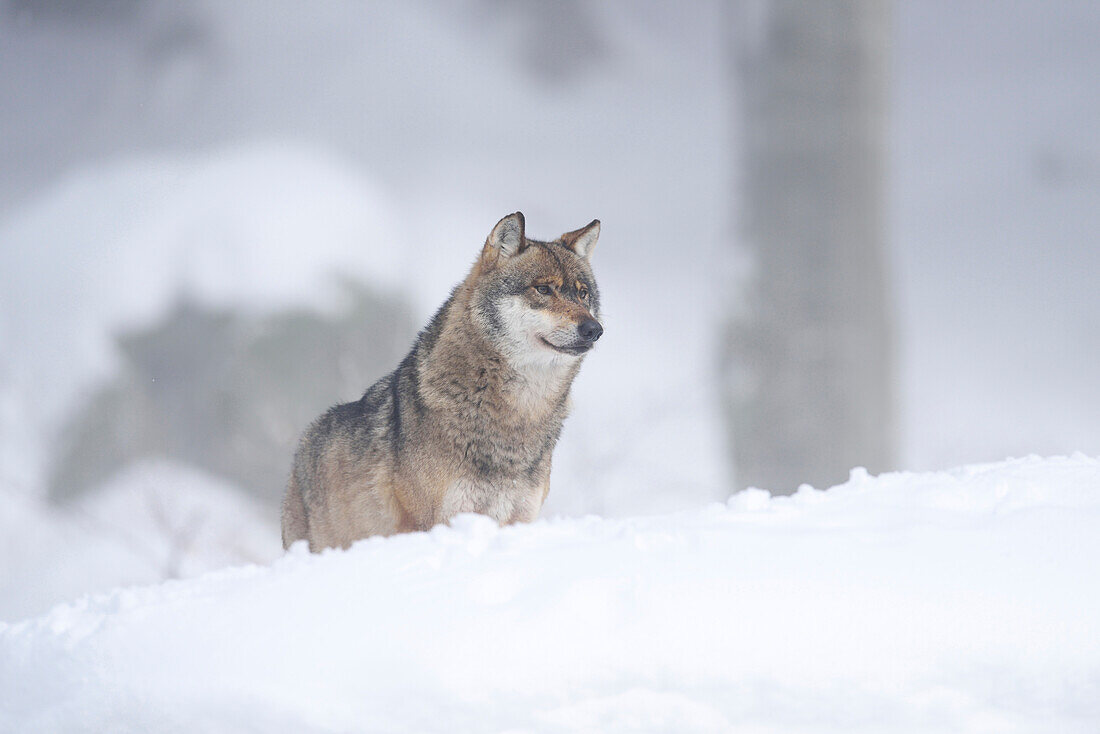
[
  {"left": 2, "top": 455, "right": 1099, "bottom": 733},
  {"left": 0, "top": 460, "right": 279, "bottom": 623}
]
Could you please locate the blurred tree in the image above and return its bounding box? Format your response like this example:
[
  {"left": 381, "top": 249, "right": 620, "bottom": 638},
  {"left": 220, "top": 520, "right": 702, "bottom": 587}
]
[
  {"left": 481, "top": 0, "right": 608, "bottom": 84},
  {"left": 722, "top": 0, "right": 895, "bottom": 493},
  {"left": 48, "top": 282, "right": 414, "bottom": 513}
]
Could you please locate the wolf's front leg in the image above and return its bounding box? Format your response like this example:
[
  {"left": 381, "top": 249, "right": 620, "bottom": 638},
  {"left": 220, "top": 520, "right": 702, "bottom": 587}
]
[{"left": 505, "top": 490, "right": 546, "bottom": 526}]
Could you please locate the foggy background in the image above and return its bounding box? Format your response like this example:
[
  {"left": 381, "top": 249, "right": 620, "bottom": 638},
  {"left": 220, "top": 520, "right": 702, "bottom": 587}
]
[{"left": 2, "top": 0, "right": 1098, "bottom": 621}]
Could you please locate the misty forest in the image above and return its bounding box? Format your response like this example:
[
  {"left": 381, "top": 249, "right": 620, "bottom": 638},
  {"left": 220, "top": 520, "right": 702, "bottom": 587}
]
[{"left": 2, "top": 2, "right": 1099, "bottom": 732}]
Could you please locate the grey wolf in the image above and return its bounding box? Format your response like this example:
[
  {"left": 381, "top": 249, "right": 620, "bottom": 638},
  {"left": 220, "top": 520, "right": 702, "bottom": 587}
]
[{"left": 281, "top": 212, "right": 603, "bottom": 551}]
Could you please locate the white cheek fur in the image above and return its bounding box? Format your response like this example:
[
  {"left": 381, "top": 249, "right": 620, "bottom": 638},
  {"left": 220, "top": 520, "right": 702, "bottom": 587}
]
[
  {"left": 497, "top": 296, "right": 552, "bottom": 342},
  {"left": 494, "top": 296, "right": 578, "bottom": 367}
]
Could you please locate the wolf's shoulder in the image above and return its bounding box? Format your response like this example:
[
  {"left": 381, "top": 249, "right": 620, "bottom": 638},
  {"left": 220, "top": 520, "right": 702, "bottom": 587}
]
[{"left": 306, "top": 372, "right": 392, "bottom": 437}]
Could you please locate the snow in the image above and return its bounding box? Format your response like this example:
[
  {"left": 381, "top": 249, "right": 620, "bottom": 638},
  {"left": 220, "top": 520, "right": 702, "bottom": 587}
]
[
  {"left": 2, "top": 455, "right": 1098, "bottom": 733},
  {"left": 0, "top": 460, "right": 279, "bottom": 622}
]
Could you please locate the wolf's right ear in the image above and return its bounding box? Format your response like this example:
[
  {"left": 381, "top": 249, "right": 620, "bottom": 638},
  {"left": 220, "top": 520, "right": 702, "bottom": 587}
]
[
  {"left": 482, "top": 212, "right": 526, "bottom": 267},
  {"left": 560, "top": 219, "right": 600, "bottom": 260}
]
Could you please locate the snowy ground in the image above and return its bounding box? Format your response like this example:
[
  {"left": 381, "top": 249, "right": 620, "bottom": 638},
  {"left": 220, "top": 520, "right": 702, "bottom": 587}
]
[{"left": 2, "top": 455, "right": 1098, "bottom": 733}]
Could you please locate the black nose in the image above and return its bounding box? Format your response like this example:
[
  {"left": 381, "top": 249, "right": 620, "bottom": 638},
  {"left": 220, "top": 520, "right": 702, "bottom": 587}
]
[{"left": 578, "top": 319, "right": 603, "bottom": 343}]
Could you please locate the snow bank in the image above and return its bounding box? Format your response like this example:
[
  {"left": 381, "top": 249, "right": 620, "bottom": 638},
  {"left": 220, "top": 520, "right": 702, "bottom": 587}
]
[
  {"left": 0, "top": 460, "right": 279, "bottom": 622},
  {"left": 2, "top": 455, "right": 1098, "bottom": 732}
]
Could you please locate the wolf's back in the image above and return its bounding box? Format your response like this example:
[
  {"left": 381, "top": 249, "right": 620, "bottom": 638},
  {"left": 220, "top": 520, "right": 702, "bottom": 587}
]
[{"left": 280, "top": 378, "right": 396, "bottom": 550}]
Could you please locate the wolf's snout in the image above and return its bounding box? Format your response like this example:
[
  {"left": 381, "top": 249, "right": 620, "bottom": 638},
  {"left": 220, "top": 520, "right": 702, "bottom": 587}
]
[{"left": 578, "top": 319, "right": 603, "bottom": 343}]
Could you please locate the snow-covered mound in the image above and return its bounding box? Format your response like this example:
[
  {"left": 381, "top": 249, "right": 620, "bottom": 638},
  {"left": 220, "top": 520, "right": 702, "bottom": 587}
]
[
  {"left": 0, "top": 142, "right": 405, "bottom": 493},
  {"left": 0, "top": 460, "right": 279, "bottom": 623},
  {"left": 2, "top": 456, "right": 1099, "bottom": 733}
]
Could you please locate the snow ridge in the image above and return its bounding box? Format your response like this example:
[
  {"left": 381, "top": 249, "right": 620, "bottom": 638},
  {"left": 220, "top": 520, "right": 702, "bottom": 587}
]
[{"left": 2, "top": 455, "right": 1099, "bottom": 733}]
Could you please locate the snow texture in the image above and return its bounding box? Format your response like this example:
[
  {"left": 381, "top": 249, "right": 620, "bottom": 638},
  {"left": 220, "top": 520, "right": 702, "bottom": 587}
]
[{"left": 2, "top": 455, "right": 1098, "bottom": 733}]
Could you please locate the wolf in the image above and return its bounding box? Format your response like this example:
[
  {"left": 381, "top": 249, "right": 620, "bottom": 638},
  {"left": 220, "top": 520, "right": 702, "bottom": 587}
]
[{"left": 281, "top": 212, "right": 603, "bottom": 551}]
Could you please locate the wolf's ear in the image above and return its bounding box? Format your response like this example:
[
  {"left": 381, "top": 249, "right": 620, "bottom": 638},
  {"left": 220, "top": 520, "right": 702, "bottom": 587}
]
[
  {"left": 560, "top": 219, "right": 600, "bottom": 260},
  {"left": 482, "top": 212, "right": 526, "bottom": 266}
]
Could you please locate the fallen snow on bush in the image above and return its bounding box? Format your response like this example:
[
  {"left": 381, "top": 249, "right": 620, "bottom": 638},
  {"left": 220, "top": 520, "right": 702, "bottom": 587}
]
[
  {"left": 0, "top": 142, "right": 405, "bottom": 493},
  {"left": 0, "top": 460, "right": 280, "bottom": 623},
  {"left": 2, "top": 455, "right": 1099, "bottom": 733}
]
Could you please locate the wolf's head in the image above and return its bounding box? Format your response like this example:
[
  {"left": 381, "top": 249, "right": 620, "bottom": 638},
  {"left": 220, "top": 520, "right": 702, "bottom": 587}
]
[{"left": 471, "top": 212, "right": 602, "bottom": 365}]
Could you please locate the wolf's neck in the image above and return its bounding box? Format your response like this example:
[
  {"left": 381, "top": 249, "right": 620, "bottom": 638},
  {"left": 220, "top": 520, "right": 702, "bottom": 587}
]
[
  {"left": 420, "top": 296, "right": 578, "bottom": 423},
  {"left": 504, "top": 350, "right": 580, "bottom": 419}
]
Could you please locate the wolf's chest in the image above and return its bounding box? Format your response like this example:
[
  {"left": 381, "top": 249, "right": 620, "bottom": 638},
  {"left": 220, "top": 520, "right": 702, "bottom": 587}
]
[{"left": 438, "top": 476, "right": 541, "bottom": 524}]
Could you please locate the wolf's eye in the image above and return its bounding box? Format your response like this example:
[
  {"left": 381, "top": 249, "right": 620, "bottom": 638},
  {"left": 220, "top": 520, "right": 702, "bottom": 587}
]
[
  {"left": 578, "top": 286, "right": 589, "bottom": 300},
  {"left": 535, "top": 285, "right": 552, "bottom": 296}
]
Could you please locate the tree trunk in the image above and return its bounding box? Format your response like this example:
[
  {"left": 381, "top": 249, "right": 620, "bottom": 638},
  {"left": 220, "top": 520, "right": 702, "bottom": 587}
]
[{"left": 723, "top": 0, "right": 895, "bottom": 493}]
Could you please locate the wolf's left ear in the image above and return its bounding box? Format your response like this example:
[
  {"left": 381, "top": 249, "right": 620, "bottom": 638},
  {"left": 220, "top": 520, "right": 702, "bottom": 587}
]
[
  {"left": 560, "top": 219, "right": 600, "bottom": 260},
  {"left": 482, "top": 211, "right": 526, "bottom": 267}
]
